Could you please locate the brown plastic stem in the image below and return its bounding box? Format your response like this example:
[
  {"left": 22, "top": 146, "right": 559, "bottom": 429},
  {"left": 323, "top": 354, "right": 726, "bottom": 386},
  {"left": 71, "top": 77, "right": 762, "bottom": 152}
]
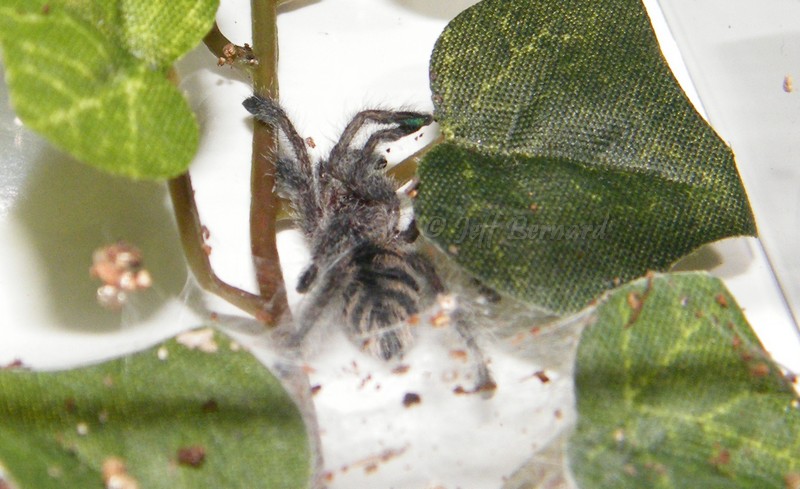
[
  {"left": 248, "top": 0, "right": 289, "bottom": 323},
  {"left": 168, "top": 174, "right": 274, "bottom": 320},
  {"left": 202, "top": 22, "right": 232, "bottom": 59}
]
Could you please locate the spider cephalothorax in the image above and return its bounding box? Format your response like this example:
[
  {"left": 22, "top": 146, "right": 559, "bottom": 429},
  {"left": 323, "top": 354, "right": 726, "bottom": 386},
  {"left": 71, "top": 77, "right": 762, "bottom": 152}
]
[{"left": 243, "top": 95, "right": 442, "bottom": 360}]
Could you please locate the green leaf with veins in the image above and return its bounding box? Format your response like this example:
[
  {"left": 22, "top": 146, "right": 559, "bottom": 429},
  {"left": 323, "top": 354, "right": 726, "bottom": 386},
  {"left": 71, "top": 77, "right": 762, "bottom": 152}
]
[
  {"left": 569, "top": 272, "right": 800, "bottom": 488},
  {"left": 417, "top": 0, "right": 755, "bottom": 313},
  {"left": 0, "top": 0, "right": 218, "bottom": 179},
  {"left": 0, "top": 330, "right": 310, "bottom": 489}
]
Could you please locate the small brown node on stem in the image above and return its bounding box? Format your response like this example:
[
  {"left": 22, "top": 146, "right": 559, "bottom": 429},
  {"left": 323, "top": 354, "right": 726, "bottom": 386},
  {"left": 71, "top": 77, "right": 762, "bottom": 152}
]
[{"left": 217, "top": 43, "right": 258, "bottom": 67}]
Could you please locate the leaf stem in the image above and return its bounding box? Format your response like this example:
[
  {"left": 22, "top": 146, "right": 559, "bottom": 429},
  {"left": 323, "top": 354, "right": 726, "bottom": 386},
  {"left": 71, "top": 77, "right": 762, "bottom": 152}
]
[
  {"left": 168, "top": 173, "right": 275, "bottom": 321},
  {"left": 202, "top": 21, "right": 232, "bottom": 59},
  {"left": 249, "top": 0, "right": 289, "bottom": 323}
]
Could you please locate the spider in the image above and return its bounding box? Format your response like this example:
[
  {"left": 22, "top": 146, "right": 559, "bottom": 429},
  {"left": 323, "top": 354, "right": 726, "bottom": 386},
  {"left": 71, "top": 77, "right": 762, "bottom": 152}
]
[{"left": 243, "top": 95, "right": 494, "bottom": 393}]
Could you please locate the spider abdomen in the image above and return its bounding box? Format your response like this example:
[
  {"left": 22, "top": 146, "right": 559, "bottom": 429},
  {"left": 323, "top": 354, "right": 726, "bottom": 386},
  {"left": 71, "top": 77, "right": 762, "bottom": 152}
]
[{"left": 341, "top": 242, "right": 424, "bottom": 360}]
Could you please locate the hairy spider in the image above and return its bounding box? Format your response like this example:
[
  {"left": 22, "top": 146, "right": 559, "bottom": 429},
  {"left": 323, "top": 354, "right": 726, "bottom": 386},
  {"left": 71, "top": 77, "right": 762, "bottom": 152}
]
[{"left": 243, "top": 96, "right": 494, "bottom": 392}]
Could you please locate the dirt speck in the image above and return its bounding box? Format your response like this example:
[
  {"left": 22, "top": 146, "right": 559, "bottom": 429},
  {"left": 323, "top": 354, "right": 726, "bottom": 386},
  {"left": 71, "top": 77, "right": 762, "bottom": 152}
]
[
  {"left": 709, "top": 445, "right": 731, "bottom": 467},
  {"left": 392, "top": 364, "right": 410, "bottom": 375},
  {"left": 176, "top": 328, "right": 218, "bottom": 353},
  {"left": 103, "top": 456, "right": 139, "bottom": 489},
  {"left": 449, "top": 350, "right": 468, "bottom": 362},
  {"left": 402, "top": 392, "right": 422, "bottom": 407},
  {"left": 430, "top": 310, "right": 450, "bottom": 327},
  {"left": 64, "top": 398, "right": 77, "bottom": 413},
  {"left": 177, "top": 446, "right": 206, "bottom": 468},
  {"left": 2, "top": 359, "right": 24, "bottom": 370},
  {"left": 750, "top": 362, "right": 770, "bottom": 378}
]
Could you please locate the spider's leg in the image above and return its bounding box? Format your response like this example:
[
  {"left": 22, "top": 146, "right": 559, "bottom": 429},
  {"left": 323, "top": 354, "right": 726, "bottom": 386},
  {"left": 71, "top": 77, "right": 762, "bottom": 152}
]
[
  {"left": 453, "top": 313, "right": 497, "bottom": 398},
  {"left": 286, "top": 252, "right": 353, "bottom": 349},
  {"left": 243, "top": 95, "right": 320, "bottom": 235},
  {"left": 243, "top": 96, "right": 312, "bottom": 170},
  {"left": 328, "top": 110, "right": 433, "bottom": 166},
  {"left": 407, "top": 251, "right": 444, "bottom": 294},
  {"left": 408, "top": 252, "right": 496, "bottom": 396},
  {"left": 399, "top": 217, "right": 420, "bottom": 243}
]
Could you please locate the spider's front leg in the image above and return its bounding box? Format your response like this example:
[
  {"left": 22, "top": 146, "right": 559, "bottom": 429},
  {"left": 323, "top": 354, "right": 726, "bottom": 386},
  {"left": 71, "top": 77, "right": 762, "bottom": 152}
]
[
  {"left": 327, "top": 109, "right": 433, "bottom": 170},
  {"left": 243, "top": 95, "right": 320, "bottom": 237},
  {"left": 324, "top": 110, "right": 434, "bottom": 206}
]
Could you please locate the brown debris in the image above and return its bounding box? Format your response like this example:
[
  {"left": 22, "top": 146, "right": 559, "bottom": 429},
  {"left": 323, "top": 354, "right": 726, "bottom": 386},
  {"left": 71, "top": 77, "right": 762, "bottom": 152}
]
[
  {"left": 391, "top": 364, "right": 410, "bottom": 375},
  {"left": 449, "top": 350, "right": 468, "bottom": 362},
  {"left": 102, "top": 456, "right": 140, "bottom": 489},
  {"left": 624, "top": 274, "right": 653, "bottom": 328},
  {"left": 176, "top": 328, "right": 218, "bottom": 353},
  {"left": 402, "top": 392, "right": 421, "bottom": 407},
  {"left": 709, "top": 445, "right": 731, "bottom": 467},
  {"left": 177, "top": 446, "right": 206, "bottom": 468},
  {"left": 533, "top": 370, "right": 550, "bottom": 383},
  {"left": 785, "top": 472, "right": 800, "bottom": 489},
  {"left": 2, "top": 359, "right": 24, "bottom": 370},
  {"left": 430, "top": 310, "right": 450, "bottom": 328},
  {"left": 453, "top": 378, "right": 497, "bottom": 396},
  {"left": 201, "top": 399, "right": 219, "bottom": 413},
  {"left": 750, "top": 362, "right": 770, "bottom": 378},
  {"left": 90, "top": 242, "right": 152, "bottom": 310}
]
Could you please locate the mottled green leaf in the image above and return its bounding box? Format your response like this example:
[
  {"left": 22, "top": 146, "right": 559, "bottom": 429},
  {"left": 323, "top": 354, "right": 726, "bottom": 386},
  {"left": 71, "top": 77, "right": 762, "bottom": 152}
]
[
  {"left": 417, "top": 0, "right": 755, "bottom": 313},
  {"left": 569, "top": 273, "right": 800, "bottom": 488},
  {"left": 0, "top": 330, "right": 310, "bottom": 488},
  {"left": 0, "top": 0, "right": 218, "bottom": 179},
  {"left": 117, "top": 0, "right": 219, "bottom": 66}
]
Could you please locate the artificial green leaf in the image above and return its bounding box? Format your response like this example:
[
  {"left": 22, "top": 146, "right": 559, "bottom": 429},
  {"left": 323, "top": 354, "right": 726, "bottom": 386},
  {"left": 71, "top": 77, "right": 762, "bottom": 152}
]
[
  {"left": 0, "top": 0, "right": 218, "bottom": 179},
  {"left": 568, "top": 273, "right": 800, "bottom": 488},
  {"left": 417, "top": 0, "right": 756, "bottom": 313},
  {"left": 117, "top": 0, "right": 219, "bottom": 67},
  {"left": 0, "top": 330, "right": 310, "bottom": 488}
]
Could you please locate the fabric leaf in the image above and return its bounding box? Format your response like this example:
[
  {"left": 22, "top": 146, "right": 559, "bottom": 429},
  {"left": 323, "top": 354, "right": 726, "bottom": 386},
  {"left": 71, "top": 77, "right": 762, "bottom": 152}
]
[
  {"left": 569, "top": 272, "right": 800, "bottom": 488},
  {"left": 417, "top": 0, "right": 756, "bottom": 313}
]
